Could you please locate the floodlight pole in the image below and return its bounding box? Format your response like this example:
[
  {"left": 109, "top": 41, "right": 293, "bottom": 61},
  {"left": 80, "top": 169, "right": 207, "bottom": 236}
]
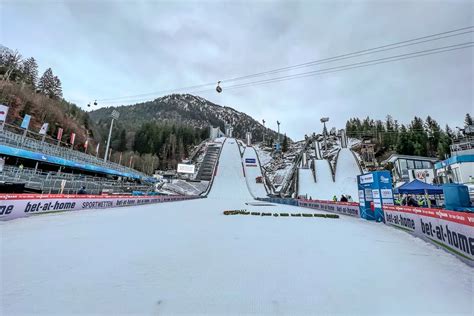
[
  {"left": 277, "top": 120, "right": 281, "bottom": 143},
  {"left": 320, "top": 117, "right": 329, "bottom": 155},
  {"left": 104, "top": 110, "right": 120, "bottom": 162}
]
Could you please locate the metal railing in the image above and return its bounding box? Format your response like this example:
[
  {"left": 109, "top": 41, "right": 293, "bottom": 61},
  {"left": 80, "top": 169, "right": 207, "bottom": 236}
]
[
  {"left": 450, "top": 137, "right": 474, "bottom": 153},
  {"left": 0, "top": 123, "right": 149, "bottom": 179},
  {"left": 0, "top": 165, "right": 153, "bottom": 194}
]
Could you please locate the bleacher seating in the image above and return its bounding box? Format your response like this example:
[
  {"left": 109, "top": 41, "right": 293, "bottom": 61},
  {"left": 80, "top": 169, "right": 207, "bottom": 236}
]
[
  {"left": 0, "top": 165, "right": 153, "bottom": 194},
  {"left": 0, "top": 124, "right": 149, "bottom": 180},
  {"left": 196, "top": 145, "right": 220, "bottom": 181}
]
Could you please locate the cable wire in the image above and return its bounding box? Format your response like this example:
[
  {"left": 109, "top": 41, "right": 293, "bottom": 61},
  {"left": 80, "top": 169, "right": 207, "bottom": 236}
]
[{"left": 94, "top": 26, "right": 473, "bottom": 103}]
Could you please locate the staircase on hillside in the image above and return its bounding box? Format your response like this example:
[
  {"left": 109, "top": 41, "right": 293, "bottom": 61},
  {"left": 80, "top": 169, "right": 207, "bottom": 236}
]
[{"left": 196, "top": 145, "right": 221, "bottom": 181}]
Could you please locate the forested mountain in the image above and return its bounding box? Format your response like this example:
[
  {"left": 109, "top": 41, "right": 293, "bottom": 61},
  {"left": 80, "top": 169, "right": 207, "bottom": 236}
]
[
  {"left": 89, "top": 94, "right": 280, "bottom": 142},
  {"left": 88, "top": 94, "right": 282, "bottom": 171}
]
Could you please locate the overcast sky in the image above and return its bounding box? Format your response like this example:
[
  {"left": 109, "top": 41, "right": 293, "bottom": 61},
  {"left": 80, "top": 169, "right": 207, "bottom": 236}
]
[{"left": 1, "top": 0, "right": 473, "bottom": 139}]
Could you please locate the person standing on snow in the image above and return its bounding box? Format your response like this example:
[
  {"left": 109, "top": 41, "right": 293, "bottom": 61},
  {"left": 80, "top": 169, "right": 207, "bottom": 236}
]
[
  {"left": 332, "top": 195, "right": 337, "bottom": 202},
  {"left": 340, "top": 195, "right": 348, "bottom": 202}
]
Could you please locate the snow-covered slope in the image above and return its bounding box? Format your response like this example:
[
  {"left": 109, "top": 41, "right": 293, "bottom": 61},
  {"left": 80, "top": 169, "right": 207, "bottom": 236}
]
[
  {"left": 298, "top": 148, "right": 361, "bottom": 201},
  {"left": 299, "top": 159, "right": 336, "bottom": 200},
  {"left": 334, "top": 148, "right": 361, "bottom": 200},
  {"left": 243, "top": 146, "right": 268, "bottom": 198},
  {"left": 1, "top": 138, "right": 472, "bottom": 315},
  {"left": 208, "top": 139, "right": 253, "bottom": 200}
]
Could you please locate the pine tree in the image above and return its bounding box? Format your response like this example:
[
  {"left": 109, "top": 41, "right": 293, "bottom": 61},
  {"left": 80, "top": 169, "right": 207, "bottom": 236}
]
[
  {"left": 38, "top": 68, "right": 62, "bottom": 99},
  {"left": 53, "top": 75, "right": 63, "bottom": 98},
  {"left": 465, "top": 113, "right": 473, "bottom": 126},
  {"left": 425, "top": 116, "right": 441, "bottom": 157},
  {"left": 117, "top": 129, "right": 127, "bottom": 152},
  {"left": 21, "top": 57, "right": 38, "bottom": 87},
  {"left": 396, "top": 125, "right": 414, "bottom": 155},
  {"left": 0, "top": 46, "right": 22, "bottom": 81},
  {"left": 282, "top": 134, "right": 289, "bottom": 152}
]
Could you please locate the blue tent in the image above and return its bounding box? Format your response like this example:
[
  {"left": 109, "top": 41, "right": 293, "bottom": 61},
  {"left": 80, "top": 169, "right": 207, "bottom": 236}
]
[{"left": 396, "top": 179, "right": 443, "bottom": 195}]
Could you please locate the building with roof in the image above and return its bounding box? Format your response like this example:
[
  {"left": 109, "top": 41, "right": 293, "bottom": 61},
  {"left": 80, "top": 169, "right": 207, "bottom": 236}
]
[
  {"left": 382, "top": 154, "right": 439, "bottom": 185},
  {"left": 435, "top": 136, "right": 474, "bottom": 185}
]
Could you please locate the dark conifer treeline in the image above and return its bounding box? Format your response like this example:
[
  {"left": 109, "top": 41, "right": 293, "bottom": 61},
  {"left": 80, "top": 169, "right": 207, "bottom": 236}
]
[{"left": 345, "top": 114, "right": 471, "bottom": 159}]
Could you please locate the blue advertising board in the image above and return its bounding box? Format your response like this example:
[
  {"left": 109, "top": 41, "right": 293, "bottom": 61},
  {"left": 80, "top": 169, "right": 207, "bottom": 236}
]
[
  {"left": 20, "top": 115, "right": 31, "bottom": 129},
  {"left": 245, "top": 158, "right": 256, "bottom": 164},
  {"left": 357, "top": 171, "right": 394, "bottom": 222}
]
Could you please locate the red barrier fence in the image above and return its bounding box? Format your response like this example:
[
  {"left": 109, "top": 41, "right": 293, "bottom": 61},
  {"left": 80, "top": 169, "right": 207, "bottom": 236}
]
[
  {"left": 298, "top": 198, "right": 360, "bottom": 217},
  {"left": 0, "top": 193, "right": 200, "bottom": 221},
  {"left": 383, "top": 205, "right": 474, "bottom": 266}
]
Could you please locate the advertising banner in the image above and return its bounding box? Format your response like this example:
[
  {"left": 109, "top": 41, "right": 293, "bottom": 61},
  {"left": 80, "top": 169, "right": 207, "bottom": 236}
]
[
  {"left": 359, "top": 173, "right": 374, "bottom": 184},
  {"left": 20, "top": 114, "right": 31, "bottom": 129},
  {"left": 0, "top": 104, "right": 9, "bottom": 122},
  {"left": 0, "top": 194, "right": 200, "bottom": 221},
  {"left": 70, "top": 133, "right": 76, "bottom": 145},
  {"left": 39, "top": 123, "right": 49, "bottom": 135},
  {"left": 298, "top": 199, "right": 360, "bottom": 217},
  {"left": 244, "top": 158, "right": 257, "bottom": 167},
  {"left": 383, "top": 205, "right": 474, "bottom": 266},
  {"left": 177, "top": 164, "right": 195, "bottom": 174},
  {"left": 57, "top": 128, "right": 63, "bottom": 141}
]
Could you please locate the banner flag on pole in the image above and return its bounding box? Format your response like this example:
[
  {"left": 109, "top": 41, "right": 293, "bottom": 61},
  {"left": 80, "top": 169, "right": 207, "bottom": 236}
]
[
  {"left": 57, "top": 128, "right": 63, "bottom": 141},
  {"left": 70, "top": 133, "right": 76, "bottom": 145},
  {"left": 39, "top": 123, "right": 49, "bottom": 135},
  {"left": 0, "top": 104, "right": 9, "bottom": 122},
  {"left": 84, "top": 139, "right": 89, "bottom": 150},
  {"left": 20, "top": 114, "right": 31, "bottom": 129},
  {"left": 96, "top": 142, "right": 100, "bottom": 154}
]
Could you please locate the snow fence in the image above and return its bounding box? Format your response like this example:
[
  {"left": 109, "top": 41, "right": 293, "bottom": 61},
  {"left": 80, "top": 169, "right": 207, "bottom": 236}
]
[
  {"left": 0, "top": 193, "right": 200, "bottom": 221},
  {"left": 259, "top": 197, "right": 474, "bottom": 266}
]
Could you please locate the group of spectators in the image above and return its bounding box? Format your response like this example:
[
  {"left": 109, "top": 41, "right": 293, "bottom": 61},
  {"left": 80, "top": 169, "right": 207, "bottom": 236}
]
[
  {"left": 395, "top": 194, "right": 435, "bottom": 207},
  {"left": 333, "top": 194, "right": 353, "bottom": 202}
]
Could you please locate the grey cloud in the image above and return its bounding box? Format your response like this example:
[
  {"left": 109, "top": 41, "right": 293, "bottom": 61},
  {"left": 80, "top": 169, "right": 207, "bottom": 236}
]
[{"left": 1, "top": 0, "right": 473, "bottom": 139}]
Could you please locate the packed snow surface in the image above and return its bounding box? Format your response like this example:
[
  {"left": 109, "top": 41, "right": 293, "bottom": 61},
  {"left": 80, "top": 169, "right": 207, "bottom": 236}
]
[
  {"left": 334, "top": 148, "right": 361, "bottom": 200},
  {"left": 243, "top": 146, "right": 268, "bottom": 198},
  {"left": 298, "top": 159, "right": 335, "bottom": 200},
  {"left": 1, "top": 138, "right": 472, "bottom": 315},
  {"left": 299, "top": 148, "right": 361, "bottom": 201}
]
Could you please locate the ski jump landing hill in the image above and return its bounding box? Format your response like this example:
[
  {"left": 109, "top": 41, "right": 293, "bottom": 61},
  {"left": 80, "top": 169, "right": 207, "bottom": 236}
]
[
  {"left": 1, "top": 137, "right": 472, "bottom": 315},
  {"left": 299, "top": 140, "right": 361, "bottom": 201}
]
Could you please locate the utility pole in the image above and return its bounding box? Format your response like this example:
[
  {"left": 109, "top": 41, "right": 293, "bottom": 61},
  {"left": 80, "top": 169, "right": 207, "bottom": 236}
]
[
  {"left": 104, "top": 110, "right": 120, "bottom": 162},
  {"left": 262, "top": 119, "right": 266, "bottom": 144}
]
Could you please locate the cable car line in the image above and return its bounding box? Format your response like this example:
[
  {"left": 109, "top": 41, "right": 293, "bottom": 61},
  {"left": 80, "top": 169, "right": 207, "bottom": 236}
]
[
  {"left": 186, "top": 42, "right": 473, "bottom": 94},
  {"left": 91, "top": 26, "right": 473, "bottom": 104},
  {"left": 100, "top": 42, "right": 473, "bottom": 105}
]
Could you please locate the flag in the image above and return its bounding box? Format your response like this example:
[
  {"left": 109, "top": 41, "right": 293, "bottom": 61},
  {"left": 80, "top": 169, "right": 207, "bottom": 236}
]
[
  {"left": 70, "top": 133, "right": 76, "bottom": 145},
  {"left": 84, "top": 139, "right": 89, "bottom": 150},
  {"left": 0, "top": 104, "right": 9, "bottom": 122},
  {"left": 96, "top": 142, "right": 100, "bottom": 154},
  {"left": 57, "top": 128, "right": 63, "bottom": 141},
  {"left": 39, "top": 123, "right": 49, "bottom": 135},
  {"left": 20, "top": 114, "right": 31, "bottom": 129}
]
